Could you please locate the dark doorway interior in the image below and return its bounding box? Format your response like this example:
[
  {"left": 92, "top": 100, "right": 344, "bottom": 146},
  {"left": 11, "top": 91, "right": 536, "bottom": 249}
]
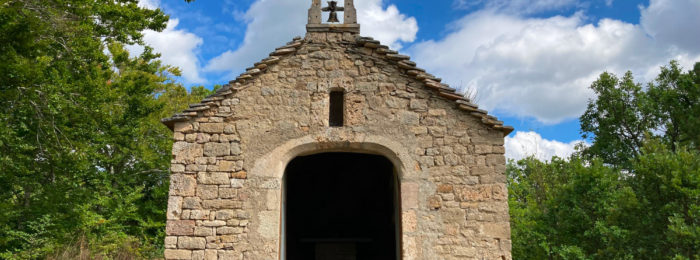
[{"left": 284, "top": 153, "right": 398, "bottom": 260}]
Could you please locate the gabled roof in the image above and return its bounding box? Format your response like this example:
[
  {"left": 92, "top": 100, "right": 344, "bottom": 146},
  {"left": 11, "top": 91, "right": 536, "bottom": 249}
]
[{"left": 162, "top": 35, "right": 514, "bottom": 136}]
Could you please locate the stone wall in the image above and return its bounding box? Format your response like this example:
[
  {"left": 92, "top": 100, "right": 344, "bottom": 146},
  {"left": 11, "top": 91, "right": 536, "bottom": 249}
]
[{"left": 164, "top": 31, "right": 511, "bottom": 260}]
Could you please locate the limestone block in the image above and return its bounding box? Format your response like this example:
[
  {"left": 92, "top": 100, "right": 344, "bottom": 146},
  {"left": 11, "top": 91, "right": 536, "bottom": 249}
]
[
  {"left": 266, "top": 190, "right": 279, "bottom": 210},
  {"left": 440, "top": 208, "right": 466, "bottom": 223},
  {"left": 197, "top": 172, "right": 229, "bottom": 185},
  {"left": 231, "top": 170, "right": 247, "bottom": 179},
  {"left": 172, "top": 142, "right": 203, "bottom": 163},
  {"left": 215, "top": 210, "right": 235, "bottom": 220},
  {"left": 194, "top": 227, "right": 214, "bottom": 236},
  {"left": 167, "top": 196, "right": 183, "bottom": 220},
  {"left": 202, "top": 200, "right": 241, "bottom": 209},
  {"left": 429, "top": 195, "right": 442, "bottom": 210},
  {"left": 166, "top": 220, "right": 195, "bottom": 236},
  {"left": 218, "top": 250, "right": 242, "bottom": 259},
  {"left": 217, "top": 160, "right": 241, "bottom": 172},
  {"left": 428, "top": 109, "right": 447, "bottom": 116},
  {"left": 482, "top": 222, "right": 511, "bottom": 238},
  {"left": 474, "top": 144, "right": 493, "bottom": 154},
  {"left": 201, "top": 220, "right": 226, "bottom": 227},
  {"left": 409, "top": 99, "right": 428, "bottom": 111},
  {"left": 357, "top": 82, "right": 378, "bottom": 92},
  {"left": 486, "top": 154, "right": 506, "bottom": 166},
  {"left": 203, "top": 143, "right": 230, "bottom": 157},
  {"left": 324, "top": 60, "right": 339, "bottom": 70},
  {"left": 492, "top": 184, "right": 508, "bottom": 201},
  {"left": 170, "top": 174, "right": 196, "bottom": 196},
  {"left": 230, "top": 179, "right": 245, "bottom": 188},
  {"left": 230, "top": 142, "right": 242, "bottom": 155},
  {"left": 191, "top": 250, "right": 204, "bottom": 260},
  {"left": 403, "top": 236, "right": 419, "bottom": 260},
  {"left": 455, "top": 185, "right": 493, "bottom": 202},
  {"left": 178, "top": 237, "right": 206, "bottom": 249},
  {"left": 259, "top": 179, "right": 280, "bottom": 189},
  {"left": 164, "top": 249, "right": 192, "bottom": 259},
  {"left": 444, "top": 154, "right": 461, "bottom": 166},
  {"left": 199, "top": 123, "right": 225, "bottom": 133},
  {"left": 258, "top": 211, "right": 279, "bottom": 239},
  {"left": 174, "top": 122, "right": 193, "bottom": 133},
  {"left": 470, "top": 166, "right": 494, "bottom": 176},
  {"left": 385, "top": 96, "right": 408, "bottom": 109},
  {"left": 171, "top": 164, "right": 185, "bottom": 173},
  {"left": 216, "top": 226, "right": 241, "bottom": 235},
  {"left": 188, "top": 210, "right": 209, "bottom": 220},
  {"left": 223, "top": 124, "right": 236, "bottom": 134},
  {"left": 218, "top": 188, "right": 237, "bottom": 199},
  {"left": 196, "top": 185, "right": 218, "bottom": 200},
  {"left": 428, "top": 126, "right": 446, "bottom": 137},
  {"left": 401, "top": 182, "right": 419, "bottom": 209},
  {"left": 437, "top": 184, "right": 453, "bottom": 193},
  {"left": 204, "top": 250, "right": 217, "bottom": 260},
  {"left": 182, "top": 197, "right": 202, "bottom": 209},
  {"left": 186, "top": 164, "right": 206, "bottom": 172},
  {"left": 403, "top": 210, "right": 417, "bottom": 232},
  {"left": 165, "top": 236, "right": 177, "bottom": 249},
  {"left": 411, "top": 126, "right": 428, "bottom": 135},
  {"left": 479, "top": 174, "right": 506, "bottom": 184},
  {"left": 195, "top": 133, "right": 211, "bottom": 143}
]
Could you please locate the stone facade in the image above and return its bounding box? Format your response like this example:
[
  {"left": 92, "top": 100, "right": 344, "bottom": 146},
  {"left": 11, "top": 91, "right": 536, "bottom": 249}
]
[{"left": 162, "top": 2, "right": 512, "bottom": 259}]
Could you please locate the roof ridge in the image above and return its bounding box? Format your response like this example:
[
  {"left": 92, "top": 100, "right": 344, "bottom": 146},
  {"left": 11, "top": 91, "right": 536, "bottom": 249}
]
[{"left": 162, "top": 34, "right": 514, "bottom": 136}]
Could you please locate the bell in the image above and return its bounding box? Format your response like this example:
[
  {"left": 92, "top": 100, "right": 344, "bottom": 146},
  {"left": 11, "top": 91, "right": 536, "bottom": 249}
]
[{"left": 328, "top": 12, "right": 340, "bottom": 23}]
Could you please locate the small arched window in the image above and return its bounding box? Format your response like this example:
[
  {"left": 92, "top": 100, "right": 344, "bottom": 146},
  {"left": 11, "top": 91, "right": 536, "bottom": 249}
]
[{"left": 329, "top": 90, "right": 344, "bottom": 127}]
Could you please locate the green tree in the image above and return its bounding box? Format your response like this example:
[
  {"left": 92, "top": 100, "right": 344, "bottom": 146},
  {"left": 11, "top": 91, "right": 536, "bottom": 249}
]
[
  {"left": 512, "top": 60, "right": 700, "bottom": 260},
  {"left": 580, "top": 71, "right": 655, "bottom": 168},
  {"left": 508, "top": 156, "right": 637, "bottom": 260},
  {"left": 0, "top": 0, "right": 210, "bottom": 258},
  {"left": 580, "top": 61, "right": 700, "bottom": 167},
  {"left": 628, "top": 140, "right": 700, "bottom": 259},
  {"left": 646, "top": 61, "right": 700, "bottom": 151}
]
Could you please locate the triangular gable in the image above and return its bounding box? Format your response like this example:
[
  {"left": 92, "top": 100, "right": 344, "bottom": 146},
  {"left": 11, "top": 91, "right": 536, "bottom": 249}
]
[{"left": 162, "top": 35, "right": 513, "bottom": 136}]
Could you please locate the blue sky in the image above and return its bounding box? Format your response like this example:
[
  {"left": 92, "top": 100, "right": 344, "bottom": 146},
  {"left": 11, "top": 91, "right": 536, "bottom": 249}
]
[{"left": 137, "top": 0, "right": 700, "bottom": 160}]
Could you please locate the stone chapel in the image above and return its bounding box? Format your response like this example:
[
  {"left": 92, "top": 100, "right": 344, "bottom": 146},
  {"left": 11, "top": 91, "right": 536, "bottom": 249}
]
[{"left": 161, "top": 1, "right": 513, "bottom": 259}]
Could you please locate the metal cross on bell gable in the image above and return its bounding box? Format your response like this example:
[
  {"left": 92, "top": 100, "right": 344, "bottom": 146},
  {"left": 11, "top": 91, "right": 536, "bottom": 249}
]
[{"left": 322, "top": 1, "right": 344, "bottom": 23}]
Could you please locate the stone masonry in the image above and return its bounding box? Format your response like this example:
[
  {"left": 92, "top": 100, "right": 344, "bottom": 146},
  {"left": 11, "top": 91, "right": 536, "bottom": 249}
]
[{"left": 162, "top": 1, "right": 513, "bottom": 259}]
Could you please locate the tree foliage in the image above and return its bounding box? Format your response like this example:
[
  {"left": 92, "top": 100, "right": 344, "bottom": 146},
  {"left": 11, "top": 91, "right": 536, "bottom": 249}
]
[
  {"left": 580, "top": 61, "right": 700, "bottom": 167},
  {"left": 511, "top": 61, "right": 700, "bottom": 260},
  {"left": 0, "top": 0, "right": 208, "bottom": 258}
]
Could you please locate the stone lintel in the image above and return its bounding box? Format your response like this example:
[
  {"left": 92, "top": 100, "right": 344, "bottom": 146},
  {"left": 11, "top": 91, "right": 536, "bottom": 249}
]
[{"left": 306, "top": 24, "right": 360, "bottom": 34}]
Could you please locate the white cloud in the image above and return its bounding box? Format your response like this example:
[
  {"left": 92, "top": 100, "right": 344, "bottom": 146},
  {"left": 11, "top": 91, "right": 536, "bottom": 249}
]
[
  {"left": 138, "top": 0, "right": 160, "bottom": 9},
  {"left": 204, "top": 0, "right": 417, "bottom": 75},
  {"left": 356, "top": 0, "right": 418, "bottom": 49},
  {"left": 132, "top": 0, "right": 206, "bottom": 84},
  {"left": 505, "top": 131, "right": 585, "bottom": 161},
  {"left": 203, "top": 0, "right": 307, "bottom": 74},
  {"left": 409, "top": 0, "right": 700, "bottom": 124},
  {"left": 128, "top": 19, "right": 206, "bottom": 84},
  {"left": 143, "top": 19, "right": 205, "bottom": 84},
  {"left": 640, "top": 0, "right": 700, "bottom": 54}
]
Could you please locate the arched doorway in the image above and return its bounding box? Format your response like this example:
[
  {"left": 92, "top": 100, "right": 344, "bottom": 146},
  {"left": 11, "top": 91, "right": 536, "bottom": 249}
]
[{"left": 283, "top": 152, "right": 400, "bottom": 260}]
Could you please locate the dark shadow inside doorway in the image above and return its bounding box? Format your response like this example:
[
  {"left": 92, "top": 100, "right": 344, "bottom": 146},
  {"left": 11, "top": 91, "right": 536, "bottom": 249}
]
[{"left": 284, "top": 152, "right": 399, "bottom": 260}]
